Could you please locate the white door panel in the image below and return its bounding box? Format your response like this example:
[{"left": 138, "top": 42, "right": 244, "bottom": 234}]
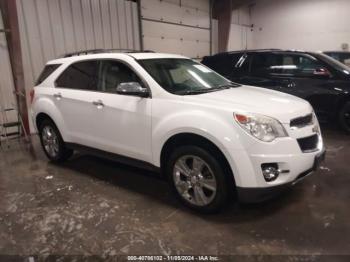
[
  {"left": 52, "top": 88, "right": 98, "bottom": 147},
  {"left": 89, "top": 93, "right": 152, "bottom": 162}
]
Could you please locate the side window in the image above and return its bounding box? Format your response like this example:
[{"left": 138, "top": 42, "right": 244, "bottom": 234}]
[
  {"left": 281, "top": 54, "right": 326, "bottom": 77},
  {"left": 36, "top": 64, "right": 61, "bottom": 85},
  {"left": 251, "top": 53, "right": 326, "bottom": 77},
  {"left": 217, "top": 54, "right": 243, "bottom": 76},
  {"left": 340, "top": 54, "right": 350, "bottom": 67},
  {"left": 56, "top": 60, "right": 99, "bottom": 90},
  {"left": 99, "top": 60, "right": 142, "bottom": 93},
  {"left": 251, "top": 53, "right": 281, "bottom": 76},
  {"left": 205, "top": 54, "right": 244, "bottom": 77}
]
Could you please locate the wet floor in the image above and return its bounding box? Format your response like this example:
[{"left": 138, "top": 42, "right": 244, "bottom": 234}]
[{"left": 0, "top": 128, "right": 349, "bottom": 258}]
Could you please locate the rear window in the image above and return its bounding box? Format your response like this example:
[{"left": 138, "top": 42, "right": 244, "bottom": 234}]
[
  {"left": 35, "top": 64, "right": 61, "bottom": 85},
  {"left": 251, "top": 53, "right": 325, "bottom": 77}
]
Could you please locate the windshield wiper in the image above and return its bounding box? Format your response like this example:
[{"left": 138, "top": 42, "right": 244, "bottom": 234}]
[
  {"left": 215, "top": 82, "right": 241, "bottom": 89},
  {"left": 176, "top": 89, "right": 213, "bottom": 95},
  {"left": 175, "top": 83, "right": 241, "bottom": 95}
]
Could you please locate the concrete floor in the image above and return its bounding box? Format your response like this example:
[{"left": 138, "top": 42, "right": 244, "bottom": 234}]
[{"left": 0, "top": 128, "right": 349, "bottom": 259}]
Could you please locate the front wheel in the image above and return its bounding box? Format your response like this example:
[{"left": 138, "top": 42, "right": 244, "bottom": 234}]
[
  {"left": 166, "top": 146, "right": 229, "bottom": 213},
  {"left": 39, "top": 119, "right": 73, "bottom": 162},
  {"left": 339, "top": 101, "right": 350, "bottom": 134}
]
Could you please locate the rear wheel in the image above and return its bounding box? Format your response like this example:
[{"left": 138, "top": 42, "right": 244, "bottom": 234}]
[
  {"left": 39, "top": 119, "right": 73, "bottom": 162},
  {"left": 339, "top": 101, "right": 350, "bottom": 134},
  {"left": 166, "top": 145, "right": 229, "bottom": 213}
]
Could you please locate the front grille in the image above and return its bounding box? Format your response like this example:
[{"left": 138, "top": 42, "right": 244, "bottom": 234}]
[
  {"left": 290, "top": 114, "right": 313, "bottom": 128},
  {"left": 297, "top": 134, "right": 319, "bottom": 152}
]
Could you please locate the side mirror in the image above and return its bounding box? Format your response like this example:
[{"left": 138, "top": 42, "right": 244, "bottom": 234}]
[
  {"left": 313, "top": 68, "right": 331, "bottom": 78},
  {"left": 116, "top": 82, "right": 149, "bottom": 97}
]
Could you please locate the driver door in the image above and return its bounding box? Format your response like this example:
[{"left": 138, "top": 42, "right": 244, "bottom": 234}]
[{"left": 88, "top": 60, "right": 152, "bottom": 163}]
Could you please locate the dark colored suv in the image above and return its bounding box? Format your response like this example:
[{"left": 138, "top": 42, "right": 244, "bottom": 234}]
[{"left": 202, "top": 49, "right": 350, "bottom": 133}]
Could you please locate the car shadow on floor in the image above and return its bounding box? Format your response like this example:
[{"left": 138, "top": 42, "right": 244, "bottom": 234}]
[{"left": 56, "top": 152, "right": 309, "bottom": 224}]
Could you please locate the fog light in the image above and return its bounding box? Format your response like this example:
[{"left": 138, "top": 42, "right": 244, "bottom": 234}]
[{"left": 262, "top": 164, "right": 279, "bottom": 182}]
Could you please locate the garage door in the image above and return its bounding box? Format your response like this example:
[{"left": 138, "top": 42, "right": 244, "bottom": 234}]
[{"left": 141, "top": 0, "right": 211, "bottom": 59}]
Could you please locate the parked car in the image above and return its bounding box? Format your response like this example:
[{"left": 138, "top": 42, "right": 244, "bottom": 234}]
[
  {"left": 31, "top": 50, "right": 325, "bottom": 213},
  {"left": 202, "top": 49, "right": 350, "bottom": 133},
  {"left": 323, "top": 51, "right": 350, "bottom": 67}
]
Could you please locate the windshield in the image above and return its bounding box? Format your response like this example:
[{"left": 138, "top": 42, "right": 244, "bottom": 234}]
[
  {"left": 314, "top": 53, "right": 350, "bottom": 76},
  {"left": 138, "top": 58, "right": 240, "bottom": 95}
]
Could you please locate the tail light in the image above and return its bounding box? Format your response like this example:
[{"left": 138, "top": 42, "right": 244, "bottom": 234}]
[{"left": 29, "top": 89, "right": 35, "bottom": 104}]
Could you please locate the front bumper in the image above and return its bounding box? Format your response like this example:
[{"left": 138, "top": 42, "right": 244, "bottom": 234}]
[{"left": 237, "top": 149, "right": 326, "bottom": 203}]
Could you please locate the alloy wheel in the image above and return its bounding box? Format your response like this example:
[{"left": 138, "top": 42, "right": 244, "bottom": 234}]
[
  {"left": 173, "top": 155, "right": 217, "bottom": 206},
  {"left": 42, "top": 126, "right": 59, "bottom": 158}
]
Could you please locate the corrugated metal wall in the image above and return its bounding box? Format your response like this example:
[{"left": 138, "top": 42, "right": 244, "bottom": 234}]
[
  {"left": 0, "top": 10, "right": 17, "bottom": 127},
  {"left": 0, "top": 11, "right": 16, "bottom": 110},
  {"left": 13, "top": 0, "right": 140, "bottom": 131},
  {"left": 141, "top": 0, "right": 211, "bottom": 59}
]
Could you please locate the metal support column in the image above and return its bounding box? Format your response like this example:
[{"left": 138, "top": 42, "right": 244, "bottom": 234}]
[{"left": 213, "top": 0, "right": 233, "bottom": 53}]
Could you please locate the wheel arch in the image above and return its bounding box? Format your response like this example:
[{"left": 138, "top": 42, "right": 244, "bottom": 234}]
[
  {"left": 36, "top": 112, "right": 55, "bottom": 131},
  {"left": 336, "top": 94, "right": 350, "bottom": 113},
  {"left": 34, "top": 110, "right": 68, "bottom": 141},
  {"left": 159, "top": 132, "right": 237, "bottom": 190}
]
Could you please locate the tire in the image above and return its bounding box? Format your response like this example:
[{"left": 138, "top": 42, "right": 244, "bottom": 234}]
[
  {"left": 339, "top": 101, "right": 350, "bottom": 134},
  {"left": 165, "top": 145, "right": 229, "bottom": 213},
  {"left": 39, "top": 119, "right": 73, "bottom": 163}
]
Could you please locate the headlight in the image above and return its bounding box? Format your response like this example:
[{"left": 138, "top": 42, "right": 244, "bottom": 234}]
[
  {"left": 234, "top": 113, "right": 288, "bottom": 142},
  {"left": 312, "top": 113, "right": 321, "bottom": 134}
]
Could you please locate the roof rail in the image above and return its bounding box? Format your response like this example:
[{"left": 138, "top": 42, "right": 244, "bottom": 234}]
[
  {"left": 228, "top": 48, "right": 282, "bottom": 53},
  {"left": 62, "top": 49, "right": 154, "bottom": 58}
]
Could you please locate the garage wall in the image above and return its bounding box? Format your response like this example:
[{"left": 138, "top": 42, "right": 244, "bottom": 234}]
[
  {"left": 0, "top": 11, "right": 16, "bottom": 113},
  {"left": 250, "top": 0, "right": 350, "bottom": 51},
  {"left": 141, "top": 0, "right": 211, "bottom": 59},
  {"left": 14, "top": 0, "right": 140, "bottom": 131},
  {"left": 227, "top": 0, "right": 350, "bottom": 52}
]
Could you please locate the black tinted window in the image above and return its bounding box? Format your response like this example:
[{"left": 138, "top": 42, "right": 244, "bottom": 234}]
[
  {"left": 203, "top": 53, "right": 247, "bottom": 76},
  {"left": 251, "top": 53, "right": 324, "bottom": 77},
  {"left": 99, "top": 61, "right": 142, "bottom": 93},
  {"left": 56, "top": 61, "right": 99, "bottom": 90},
  {"left": 339, "top": 54, "right": 350, "bottom": 67},
  {"left": 36, "top": 64, "right": 61, "bottom": 85}
]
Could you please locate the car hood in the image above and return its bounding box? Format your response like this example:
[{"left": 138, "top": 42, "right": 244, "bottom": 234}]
[{"left": 183, "top": 85, "right": 313, "bottom": 124}]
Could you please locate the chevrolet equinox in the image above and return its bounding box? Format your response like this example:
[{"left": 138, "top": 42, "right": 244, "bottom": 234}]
[{"left": 31, "top": 50, "right": 325, "bottom": 213}]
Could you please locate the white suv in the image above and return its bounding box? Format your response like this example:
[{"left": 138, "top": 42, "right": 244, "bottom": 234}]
[{"left": 31, "top": 50, "right": 325, "bottom": 213}]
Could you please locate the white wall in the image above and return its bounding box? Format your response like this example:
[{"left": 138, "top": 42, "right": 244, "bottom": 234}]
[
  {"left": 141, "top": 0, "right": 211, "bottom": 59},
  {"left": 227, "top": 0, "right": 350, "bottom": 52}
]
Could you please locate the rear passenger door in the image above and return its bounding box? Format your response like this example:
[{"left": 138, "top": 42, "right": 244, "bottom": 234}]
[
  {"left": 243, "top": 53, "right": 285, "bottom": 90},
  {"left": 54, "top": 60, "right": 100, "bottom": 147}
]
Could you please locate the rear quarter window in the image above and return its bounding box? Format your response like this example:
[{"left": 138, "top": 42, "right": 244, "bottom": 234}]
[
  {"left": 55, "top": 60, "right": 99, "bottom": 91},
  {"left": 35, "top": 64, "right": 61, "bottom": 85},
  {"left": 202, "top": 53, "right": 247, "bottom": 77}
]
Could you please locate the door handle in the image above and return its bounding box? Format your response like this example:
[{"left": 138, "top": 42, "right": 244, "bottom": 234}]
[
  {"left": 53, "top": 93, "right": 62, "bottom": 99},
  {"left": 92, "top": 100, "right": 104, "bottom": 108}
]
